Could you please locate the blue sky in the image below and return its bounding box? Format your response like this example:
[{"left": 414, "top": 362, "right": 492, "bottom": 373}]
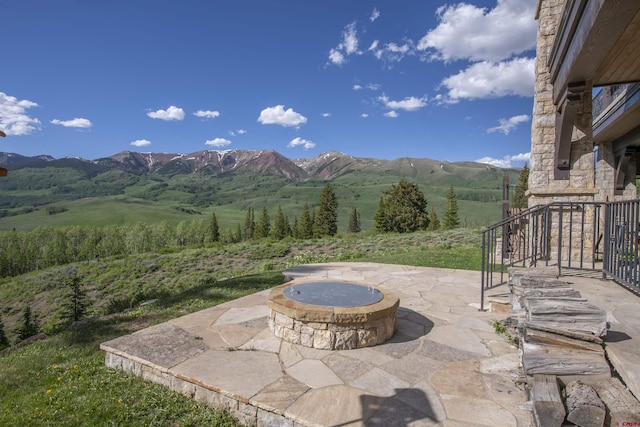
[{"left": 0, "top": 0, "right": 536, "bottom": 167}]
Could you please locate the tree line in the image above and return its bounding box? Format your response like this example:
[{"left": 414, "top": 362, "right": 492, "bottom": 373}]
[{"left": 0, "top": 181, "right": 461, "bottom": 278}]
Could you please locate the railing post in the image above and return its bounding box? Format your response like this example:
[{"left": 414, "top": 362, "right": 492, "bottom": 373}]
[
  {"left": 558, "top": 204, "right": 563, "bottom": 276},
  {"left": 480, "top": 229, "right": 486, "bottom": 311}
]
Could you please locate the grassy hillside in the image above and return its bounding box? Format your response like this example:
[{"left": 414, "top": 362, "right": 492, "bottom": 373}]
[
  {"left": 0, "top": 161, "right": 518, "bottom": 231},
  {"left": 0, "top": 228, "right": 481, "bottom": 343},
  {"left": 0, "top": 228, "right": 482, "bottom": 426}
]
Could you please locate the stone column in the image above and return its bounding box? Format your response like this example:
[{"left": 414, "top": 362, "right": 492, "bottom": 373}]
[
  {"left": 528, "top": 0, "right": 598, "bottom": 262},
  {"left": 529, "top": 0, "right": 597, "bottom": 206}
]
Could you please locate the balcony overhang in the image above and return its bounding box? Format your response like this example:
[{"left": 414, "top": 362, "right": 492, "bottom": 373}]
[
  {"left": 546, "top": 0, "right": 640, "bottom": 179},
  {"left": 549, "top": 0, "right": 640, "bottom": 103}
]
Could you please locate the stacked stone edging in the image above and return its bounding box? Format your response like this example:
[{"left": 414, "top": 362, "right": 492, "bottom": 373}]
[
  {"left": 504, "top": 268, "right": 640, "bottom": 427},
  {"left": 266, "top": 281, "right": 399, "bottom": 350}
]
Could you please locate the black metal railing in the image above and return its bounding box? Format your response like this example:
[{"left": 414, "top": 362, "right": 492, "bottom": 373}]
[
  {"left": 603, "top": 200, "right": 640, "bottom": 289},
  {"left": 593, "top": 84, "right": 630, "bottom": 120},
  {"left": 480, "top": 200, "right": 640, "bottom": 309}
]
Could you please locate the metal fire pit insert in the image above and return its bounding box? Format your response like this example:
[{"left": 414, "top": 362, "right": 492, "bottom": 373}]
[
  {"left": 284, "top": 281, "right": 383, "bottom": 307},
  {"left": 267, "top": 280, "right": 399, "bottom": 350}
]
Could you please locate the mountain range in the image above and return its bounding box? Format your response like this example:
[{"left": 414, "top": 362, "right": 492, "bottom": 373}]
[
  {"left": 0, "top": 149, "right": 521, "bottom": 230},
  {"left": 0, "top": 149, "right": 510, "bottom": 181}
]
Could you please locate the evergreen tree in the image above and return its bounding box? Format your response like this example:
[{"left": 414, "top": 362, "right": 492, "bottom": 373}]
[
  {"left": 284, "top": 216, "right": 292, "bottom": 237},
  {"left": 243, "top": 207, "right": 255, "bottom": 240},
  {"left": 348, "top": 207, "right": 361, "bottom": 233},
  {"left": 209, "top": 212, "right": 220, "bottom": 242},
  {"left": 512, "top": 164, "right": 530, "bottom": 209},
  {"left": 17, "top": 305, "right": 39, "bottom": 341},
  {"left": 442, "top": 186, "right": 461, "bottom": 230},
  {"left": 314, "top": 184, "right": 338, "bottom": 236},
  {"left": 374, "top": 197, "right": 388, "bottom": 232},
  {"left": 225, "top": 223, "right": 242, "bottom": 243},
  {"left": 254, "top": 207, "right": 271, "bottom": 239},
  {"left": 374, "top": 179, "right": 429, "bottom": 233},
  {"left": 0, "top": 316, "right": 9, "bottom": 350},
  {"left": 61, "top": 275, "right": 90, "bottom": 323},
  {"left": 298, "top": 203, "right": 314, "bottom": 239},
  {"left": 292, "top": 217, "right": 299, "bottom": 239},
  {"left": 427, "top": 207, "right": 440, "bottom": 231},
  {"left": 272, "top": 207, "right": 289, "bottom": 240}
]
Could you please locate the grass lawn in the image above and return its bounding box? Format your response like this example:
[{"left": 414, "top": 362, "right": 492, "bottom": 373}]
[{"left": 0, "top": 228, "right": 482, "bottom": 426}]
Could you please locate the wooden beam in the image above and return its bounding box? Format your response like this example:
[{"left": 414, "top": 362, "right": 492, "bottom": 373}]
[
  {"left": 614, "top": 153, "right": 630, "bottom": 194},
  {"left": 531, "top": 374, "right": 566, "bottom": 427},
  {"left": 554, "top": 82, "right": 586, "bottom": 180},
  {"left": 524, "top": 328, "right": 603, "bottom": 353},
  {"left": 591, "top": 378, "right": 640, "bottom": 426},
  {"left": 550, "top": 0, "right": 640, "bottom": 105},
  {"left": 523, "top": 321, "right": 603, "bottom": 345}
]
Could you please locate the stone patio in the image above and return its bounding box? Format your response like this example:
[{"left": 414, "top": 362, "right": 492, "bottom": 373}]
[{"left": 100, "top": 262, "right": 640, "bottom": 426}]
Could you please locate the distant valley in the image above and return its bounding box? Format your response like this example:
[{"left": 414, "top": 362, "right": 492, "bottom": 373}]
[{"left": 0, "top": 149, "right": 521, "bottom": 230}]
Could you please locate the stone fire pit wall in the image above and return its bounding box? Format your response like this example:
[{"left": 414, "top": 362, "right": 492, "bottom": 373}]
[{"left": 266, "top": 281, "right": 400, "bottom": 350}]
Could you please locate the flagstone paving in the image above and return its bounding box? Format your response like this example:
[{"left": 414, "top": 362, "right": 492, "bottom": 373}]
[{"left": 101, "top": 263, "right": 537, "bottom": 426}]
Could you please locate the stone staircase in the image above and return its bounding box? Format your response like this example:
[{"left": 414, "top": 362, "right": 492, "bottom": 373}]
[{"left": 492, "top": 268, "right": 640, "bottom": 427}]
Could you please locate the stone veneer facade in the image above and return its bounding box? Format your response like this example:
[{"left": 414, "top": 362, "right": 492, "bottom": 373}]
[
  {"left": 531, "top": 1, "right": 637, "bottom": 222},
  {"left": 266, "top": 281, "right": 399, "bottom": 350},
  {"left": 529, "top": 0, "right": 598, "bottom": 207},
  {"left": 529, "top": 0, "right": 597, "bottom": 262}
]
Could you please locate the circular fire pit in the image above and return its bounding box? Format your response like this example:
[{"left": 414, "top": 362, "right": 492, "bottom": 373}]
[{"left": 267, "top": 281, "right": 399, "bottom": 350}]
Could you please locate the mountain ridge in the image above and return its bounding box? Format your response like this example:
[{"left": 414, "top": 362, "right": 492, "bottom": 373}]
[
  {"left": 0, "top": 149, "right": 513, "bottom": 181},
  {"left": 0, "top": 149, "right": 521, "bottom": 230}
]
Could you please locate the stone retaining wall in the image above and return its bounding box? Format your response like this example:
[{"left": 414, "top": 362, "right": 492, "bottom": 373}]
[{"left": 104, "top": 352, "right": 293, "bottom": 427}]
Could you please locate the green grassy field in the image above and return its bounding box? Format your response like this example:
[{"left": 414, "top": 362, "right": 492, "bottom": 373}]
[
  {"left": 0, "top": 228, "right": 482, "bottom": 426},
  {"left": 0, "top": 162, "right": 518, "bottom": 231}
]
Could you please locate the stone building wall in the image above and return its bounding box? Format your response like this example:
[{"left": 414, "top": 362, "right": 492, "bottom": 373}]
[
  {"left": 528, "top": 0, "right": 564, "bottom": 205},
  {"left": 529, "top": 0, "right": 599, "bottom": 262},
  {"left": 529, "top": 0, "right": 597, "bottom": 207}
]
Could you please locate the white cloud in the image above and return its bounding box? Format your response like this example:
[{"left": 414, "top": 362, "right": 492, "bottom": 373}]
[
  {"left": 131, "top": 139, "right": 152, "bottom": 147},
  {"left": 329, "top": 48, "right": 346, "bottom": 65},
  {"left": 440, "top": 57, "right": 534, "bottom": 101},
  {"left": 361, "top": 113, "right": 369, "bottom": 118},
  {"left": 384, "top": 111, "right": 398, "bottom": 118},
  {"left": 288, "top": 137, "right": 316, "bottom": 150},
  {"left": 342, "top": 22, "right": 359, "bottom": 55},
  {"left": 370, "top": 8, "right": 380, "bottom": 22},
  {"left": 354, "top": 83, "right": 381, "bottom": 91},
  {"left": 194, "top": 110, "right": 220, "bottom": 119},
  {"left": 257, "top": 105, "right": 307, "bottom": 127},
  {"left": 476, "top": 152, "right": 530, "bottom": 168},
  {"left": 380, "top": 95, "right": 427, "bottom": 111},
  {"left": 418, "top": 0, "right": 536, "bottom": 62},
  {"left": 0, "top": 92, "right": 40, "bottom": 135},
  {"left": 368, "top": 40, "right": 379, "bottom": 51},
  {"left": 147, "top": 105, "right": 185, "bottom": 121},
  {"left": 228, "top": 129, "right": 247, "bottom": 137},
  {"left": 487, "top": 114, "right": 530, "bottom": 135},
  {"left": 50, "top": 118, "right": 92, "bottom": 128},
  {"left": 370, "top": 40, "right": 416, "bottom": 63},
  {"left": 386, "top": 42, "right": 411, "bottom": 54},
  {"left": 322, "top": 112, "right": 331, "bottom": 117},
  {"left": 205, "top": 137, "right": 232, "bottom": 147},
  {"left": 328, "top": 22, "right": 360, "bottom": 65}
]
